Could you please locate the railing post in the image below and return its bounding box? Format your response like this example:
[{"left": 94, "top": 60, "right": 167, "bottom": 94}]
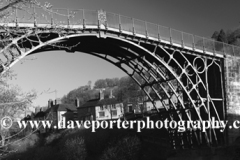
[
  {"left": 67, "top": 9, "right": 70, "bottom": 28},
  {"left": 203, "top": 37, "right": 206, "bottom": 53},
  {"left": 119, "top": 14, "right": 121, "bottom": 32},
  {"left": 213, "top": 40, "right": 216, "bottom": 54},
  {"left": 83, "top": 9, "right": 85, "bottom": 29},
  {"left": 105, "top": 12, "right": 108, "bottom": 29},
  {"left": 51, "top": 9, "right": 53, "bottom": 28},
  {"left": 192, "top": 34, "right": 195, "bottom": 51},
  {"left": 223, "top": 43, "right": 226, "bottom": 56},
  {"left": 169, "top": 28, "right": 172, "bottom": 45},
  {"left": 132, "top": 18, "right": 135, "bottom": 35},
  {"left": 33, "top": 5, "right": 36, "bottom": 27},
  {"left": 145, "top": 21, "right": 148, "bottom": 38},
  {"left": 15, "top": 7, "right": 18, "bottom": 27},
  {"left": 97, "top": 14, "right": 100, "bottom": 29},
  {"left": 181, "top": 32, "right": 184, "bottom": 48},
  {"left": 157, "top": 25, "right": 161, "bottom": 42},
  {"left": 211, "top": 40, "right": 216, "bottom": 56}
]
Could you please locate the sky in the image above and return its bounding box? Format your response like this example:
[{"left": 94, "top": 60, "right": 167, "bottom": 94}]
[{"left": 7, "top": 0, "right": 240, "bottom": 107}]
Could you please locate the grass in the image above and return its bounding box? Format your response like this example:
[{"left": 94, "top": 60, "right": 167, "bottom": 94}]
[{"left": 3, "top": 116, "right": 173, "bottom": 160}]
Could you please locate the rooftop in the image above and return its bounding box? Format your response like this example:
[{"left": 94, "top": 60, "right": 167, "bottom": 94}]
[
  {"left": 79, "top": 98, "right": 121, "bottom": 108},
  {"left": 51, "top": 103, "right": 77, "bottom": 112}
]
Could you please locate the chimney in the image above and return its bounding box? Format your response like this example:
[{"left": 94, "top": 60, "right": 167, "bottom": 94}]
[
  {"left": 35, "top": 107, "right": 40, "bottom": 113},
  {"left": 48, "top": 99, "right": 53, "bottom": 108},
  {"left": 75, "top": 98, "right": 80, "bottom": 107},
  {"left": 109, "top": 89, "right": 113, "bottom": 99},
  {"left": 55, "top": 98, "right": 61, "bottom": 105},
  {"left": 99, "top": 89, "right": 104, "bottom": 100}
]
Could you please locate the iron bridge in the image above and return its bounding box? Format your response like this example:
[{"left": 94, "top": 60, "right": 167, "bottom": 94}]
[{"left": 0, "top": 4, "right": 239, "bottom": 149}]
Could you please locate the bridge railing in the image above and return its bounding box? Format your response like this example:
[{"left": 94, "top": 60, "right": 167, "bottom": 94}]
[{"left": 3, "top": 5, "right": 240, "bottom": 57}]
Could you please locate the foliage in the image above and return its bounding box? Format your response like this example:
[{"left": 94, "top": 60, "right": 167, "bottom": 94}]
[
  {"left": 8, "top": 133, "right": 39, "bottom": 153},
  {"left": 3, "top": 126, "right": 145, "bottom": 160},
  {"left": 217, "top": 29, "right": 227, "bottom": 43},
  {"left": 0, "top": 0, "right": 41, "bottom": 149},
  {"left": 0, "top": 70, "right": 36, "bottom": 147},
  {"left": 63, "top": 137, "right": 87, "bottom": 160},
  {"left": 94, "top": 78, "right": 119, "bottom": 89},
  {"left": 61, "top": 87, "right": 99, "bottom": 105},
  {"left": 33, "top": 146, "right": 64, "bottom": 160},
  {"left": 45, "top": 132, "right": 62, "bottom": 145},
  {"left": 212, "top": 27, "right": 240, "bottom": 45},
  {"left": 0, "top": 70, "right": 16, "bottom": 86},
  {"left": 62, "top": 75, "right": 146, "bottom": 108},
  {"left": 211, "top": 31, "right": 219, "bottom": 40},
  {"left": 100, "top": 135, "right": 142, "bottom": 160}
]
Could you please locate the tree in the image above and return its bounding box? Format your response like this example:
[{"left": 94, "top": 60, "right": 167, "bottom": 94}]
[
  {"left": 0, "top": 0, "right": 41, "bottom": 151},
  {"left": 212, "top": 27, "right": 240, "bottom": 46},
  {"left": 94, "top": 79, "right": 107, "bottom": 89},
  {"left": 211, "top": 31, "right": 219, "bottom": 40},
  {"left": 0, "top": 71, "right": 36, "bottom": 147},
  {"left": 0, "top": 70, "right": 15, "bottom": 86},
  {"left": 217, "top": 29, "right": 227, "bottom": 43}
]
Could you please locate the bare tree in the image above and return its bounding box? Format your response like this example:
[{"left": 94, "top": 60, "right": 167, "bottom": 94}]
[
  {"left": 0, "top": 71, "right": 36, "bottom": 146},
  {"left": 0, "top": 0, "right": 93, "bottom": 156},
  {"left": 0, "top": 0, "right": 41, "bottom": 156}
]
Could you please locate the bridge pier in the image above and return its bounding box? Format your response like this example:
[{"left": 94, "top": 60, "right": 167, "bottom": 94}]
[{"left": 225, "top": 55, "right": 240, "bottom": 144}]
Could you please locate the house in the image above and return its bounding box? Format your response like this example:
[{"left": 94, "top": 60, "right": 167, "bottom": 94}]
[
  {"left": 46, "top": 99, "right": 78, "bottom": 128},
  {"left": 144, "top": 99, "right": 166, "bottom": 112},
  {"left": 124, "top": 90, "right": 180, "bottom": 115},
  {"left": 34, "top": 109, "right": 46, "bottom": 120},
  {"left": 124, "top": 95, "right": 146, "bottom": 114},
  {"left": 123, "top": 92, "right": 178, "bottom": 120},
  {"left": 78, "top": 90, "right": 124, "bottom": 121},
  {"left": 34, "top": 98, "right": 78, "bottom": 131}
]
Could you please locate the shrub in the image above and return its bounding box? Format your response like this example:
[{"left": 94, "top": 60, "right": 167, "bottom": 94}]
[
  {"left": 84, "top": 129, "right": 110, "bottom": 155},
  {"left": 45, "top": 132, "right": 62, "bottom": 145},
  {"left": 101, "top": 135, "right": 142, "bottom": 160},
  {"left": 33, "top": 146, "right": 64, "bottom": 160},
  {"left": 3, "top": 131, "right": 88, "bottom": 160},
  {"left": 62, "top": 137, "right": 87, "bottom": 160},
  {"left": 8, "top": 133, "right": 39, "bottom": 153}
]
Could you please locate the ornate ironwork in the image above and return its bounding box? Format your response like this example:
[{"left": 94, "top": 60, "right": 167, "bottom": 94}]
[
  {"left": 0, "top": 3, "right": 228, "bottom": 149},
  {"left": 98, "top": 9, "right": 106, "bottom": 25}
]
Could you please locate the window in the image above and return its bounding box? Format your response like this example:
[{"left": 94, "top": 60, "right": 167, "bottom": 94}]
[
  {"left": 111, "top": 110, "right": 117, "bottom": 117},
  {"left": 88, "top": 107, "right": 91, "bottom": 112},
  {"left": 105, "top": 105, "right": 108, "bottom": 110},
  {"left": 128, "top": 105, "right": 133, "bottom": 112},
  {"left": 100, "top": 106, "right": 104, "bottom": 110},
  {"left": 112, "top": 104, "right": 116, "bottom": 109},
  {"left": 99, "top": 111, "right": 105, "bottom": 117},
  {"left": 139, "top": 104, "right": 143, "bottom": 111}
]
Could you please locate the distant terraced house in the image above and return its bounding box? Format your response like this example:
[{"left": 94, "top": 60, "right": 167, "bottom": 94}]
[
  {"left": 34, "top": 99, "right": 78, "bottom": 132},
  {"left": 78, "top": 90, "right": 124, "bottom": 121}
]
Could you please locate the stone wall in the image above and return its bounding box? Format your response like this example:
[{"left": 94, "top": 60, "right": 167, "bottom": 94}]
[{"left": 225, "top": 55, "right": 240, "bottom": 144}]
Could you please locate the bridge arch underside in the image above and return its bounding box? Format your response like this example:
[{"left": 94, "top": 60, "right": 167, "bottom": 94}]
[{"left": 0, "top": 31, "right": 226, "bottom": 149}]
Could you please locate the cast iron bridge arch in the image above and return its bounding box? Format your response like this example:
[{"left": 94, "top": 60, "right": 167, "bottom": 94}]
[{"left": 0, "top": 4, "right": 238, "bottom": 149}]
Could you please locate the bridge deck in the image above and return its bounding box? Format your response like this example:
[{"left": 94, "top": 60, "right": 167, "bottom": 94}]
[
  {"left": 0, "top": 7, "right": 238, "bottom": 59},
  {"left": 0, "top": 22, "right": 225, "bottom": 59}
]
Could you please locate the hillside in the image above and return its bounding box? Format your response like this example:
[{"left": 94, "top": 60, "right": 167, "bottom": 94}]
[
  {"left": 211, "top": 28, "right": 240, "bottom": 46},
  {"left": 61, "top": 75, "right": 145, "bottom": 106}
]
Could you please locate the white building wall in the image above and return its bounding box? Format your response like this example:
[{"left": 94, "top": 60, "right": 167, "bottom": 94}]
[
  {"left": 58, "top": 111, "right": 67, "bottom": 127},
  {"left": 145, "top": 99, "right": 166, "bottom": 111},
  {"left": 95, "top": 103, "right": 123, "bottom": 121}
]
